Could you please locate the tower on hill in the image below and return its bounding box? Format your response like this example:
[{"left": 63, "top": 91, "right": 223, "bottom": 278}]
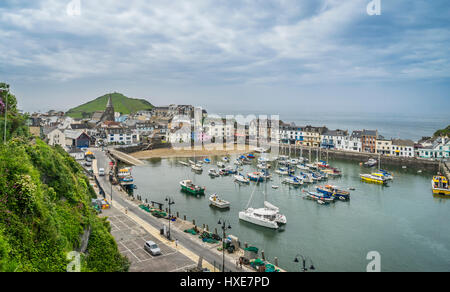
[{"left": 100, "top": 95, "right": 115, "bottom": 122}]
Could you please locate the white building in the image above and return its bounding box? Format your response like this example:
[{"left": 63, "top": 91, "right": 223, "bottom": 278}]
[
  {"left": 345, "top": 131, "right": 362, "bottom": 152},
  {"left": 203, "top": 118, "right": 234, "bottom": 142},
  {"left": 68, "top": 148, "right": 85, "bottom": 160},
  {"left": 391, "top": 139, "right": 415, "bottom": 158},
  {"left": 47, "top": 128, "right": 65, "bottom": 147},
  {"left": 376, "top": 136, "right": 393, "bottom": 156},
  {"left": 321, "top": 129, "right": 348, "bottom": 150},
  {"left": 418, "top": 137, "right": 449, "bottom": 159}
]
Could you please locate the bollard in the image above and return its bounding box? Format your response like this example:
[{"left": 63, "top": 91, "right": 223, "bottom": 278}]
[
  {"left": 206, "top": 225, "right": 209, "bottom": 231},
  {"left": 145, "top": 198, "right": 148, "bottom": 203},
  {"left": 214, "top": 228, "right": 218, "bottom": 235},
  {"left": 244, "top": 242, "right": 248, "bottom": 248},
  {"left": 176, "top": 212, "right": 179, "bottom": 218},
  {"left": 262, "top": 250, "right": 265, "bottom": 261},
  {"left": 193, "top": 219, "right": 196, "bottom": 226},
  {"left": 274, "top": 257, "right": 279, "bottom": 267},
  {"left": 184, "top": 215, "right": 187, "bottom": 221}
]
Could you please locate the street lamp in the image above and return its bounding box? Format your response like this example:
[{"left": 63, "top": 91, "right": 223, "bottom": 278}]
[
  {"left": 293, "top": 254, "right": 315, "bottom": 272},
  {"left": 217, "top": 218, "right": 232, "bottom": 272},
  {"left": 0, "top": 86, "right": 9, "bottom": 144},
  {"left": 165, "top": 196, "right": 175, "bottom": 240}
]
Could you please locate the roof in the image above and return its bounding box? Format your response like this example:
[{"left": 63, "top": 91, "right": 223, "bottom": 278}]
[
  {"left": 64, "top": 130, "right": 87, "bottom": 140},
  {"left": 392, "top": 139, "right": 415, "bottom": 147},
  {"left": 323, "top": 129, "right": 348, "bottom": 137},
  {"left": 351, "top": 130, "right": 362, "bottom": 138},
  {"left": 362, "top": 129, "right": 378, "bottom": 137}
]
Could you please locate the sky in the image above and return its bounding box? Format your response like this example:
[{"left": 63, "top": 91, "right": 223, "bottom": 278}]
[{"left": 0, "top": 0, "right": 449, "bottom": 116}]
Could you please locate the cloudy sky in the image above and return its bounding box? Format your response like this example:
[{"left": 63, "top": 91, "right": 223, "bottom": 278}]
[{"left": 0, "top": 0, "right": 449, "bottom": 115}]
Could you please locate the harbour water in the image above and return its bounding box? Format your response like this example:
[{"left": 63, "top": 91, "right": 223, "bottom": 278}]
[{"left": 132, "top": 155, "right": 450, "bottom": 272}]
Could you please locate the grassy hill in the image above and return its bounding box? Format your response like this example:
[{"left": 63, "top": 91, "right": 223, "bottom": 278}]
[
  {"left": 433, "top": 125, "right": 450, "bottom": 137},
  {"left": 66, "top": 92, "right": 153, "bottom": 119}
]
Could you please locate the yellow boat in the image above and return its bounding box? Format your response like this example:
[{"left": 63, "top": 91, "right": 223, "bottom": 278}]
[
  {"left": 360, "top": 173, "right": 387, "bottom": 185},
  {"left": 432, "top": 176, "right": 450, "bottom": 196}
]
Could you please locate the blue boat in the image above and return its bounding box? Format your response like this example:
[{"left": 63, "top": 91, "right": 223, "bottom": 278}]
[
  {"left": 316, "top": 185, "right": 350, "bottom": 200},
  {"left": 204, "top": 158, "right": 211, "bottom": 163}
]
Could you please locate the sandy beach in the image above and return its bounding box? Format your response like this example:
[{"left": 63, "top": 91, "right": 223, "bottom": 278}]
[{"left": 131, "top": 144, "right": 257, "bottom": 159}]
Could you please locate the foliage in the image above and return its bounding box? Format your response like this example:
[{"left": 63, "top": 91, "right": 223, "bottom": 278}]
[
  {"left": 0, "top": 133, "right": 129, "bottom": 272},
  {"left": 65, "top": 92, "right": 153, "bottom": 119},
  {"left": 0, "top": 83, "right": 30, "bottom": 141},
  {"left": 433, "top": 125, "right": 450, "bottom": 138}
]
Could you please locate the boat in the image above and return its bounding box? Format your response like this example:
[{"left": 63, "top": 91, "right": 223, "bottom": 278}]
[
  {"left": 306, "top": 163, "right": 318, "bottom": 170},
  {"left": 234, "top": 173, "right": 250, "bottom": 184},
  {"left": 298, "top": 172, "right": 314, "bottom": 183},
  {"left": 208, "top": 169, "right": 220, "bottom": 177},
  {"left": 247, "top": 153, "right": 255, "bottom": 159},
  {"left": 303, "top": 190, "right": 335, "bottom": 203},
  {"left": 317, "top": 185, "right": 350, "bottom": 200},
  {"left": 224, "top": 166, "right": 237, "bottom": 175},
  {"left": 364, "top": 158, "right": 378, "bottom": 168},
  {"left": 254, "top": 147, "right": 268, "bottom": 153},
  {"left": 209, "top": 194, "right": 230, "bottom": 209},
  {"left": 189, "top": 160, "right": 195, "bottom": 165},
  {"left": 217, "top": 162, "right": 226, "bottom": 168},
  {"left": 297, "top": 164, "right": 309, "bottom": 171},
  {"left": 222, "top": 157, "right": 230, "bottom": 162},
  {"left": 204, "top": 158, "right": 211, "bottom": 164},
  {"left": 191, "top": 164, "right": 203, "bottom": 172},
  {"left": 275, "top": 168, "right": 289, "bottom": 175},
  {"left": 375, "top": 169, "right": 394, "bottom": 180},
  {"left": 316, "top": 160, "right": 330, "bottom": 169},
  {"left": 432, "top": 176, "right": 450, "bottom": 196},
  {"left": 247, "top": 172, "right": 265, "bottom": 182},
  {"left": 118, "top": 168, "right": 134, "bottom": 183},
  {"left": 180, "top": 180, "right": 206, "bottom": 195},
  {"left": 234, "top": 159, "right": 243, "bottom": 166},
  {"left": 257, "top": 163, "right": 270, "bottom": 170},
  {"left": 360, "top": 173, "right": 387, "bottom": 184},
  {"left": 283, "top": 176, "right": 303, "bottom": 186},
  {"left": 179, "top": 161, "right": 189, "bottom": 166},
  {"left": 239, "top": 175, "right": 286, "bottom": 229},
  {"left": 272, "top": 185, "right": 279, "bottom": 189}
]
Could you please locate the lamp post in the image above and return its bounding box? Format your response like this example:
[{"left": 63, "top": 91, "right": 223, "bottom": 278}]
[
  {"left": 165, "top": 196, "right": 175, "bottom": 240},
  {"left": 1, "top": 86, "right": 9, "bottom": 144},
  {"left": 217, "top": 218, "right": 232, "bottom": 272},
  {"left": 293, "top": 254, "right": 315, "bottom": 272}
]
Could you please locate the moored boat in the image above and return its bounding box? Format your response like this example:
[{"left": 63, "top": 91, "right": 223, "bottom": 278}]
[
  {"left": 234, "top": 173, "right": 250, "bottom": 184},
  {"left": 360, "top": 173, "right": 387, "bottom": 184},
  {"left": 180, "top": 180, "right": 206, "bottom": 195},
  {"left": 209, "top": 194, "right": 230, "bottom": 209},
  {"left": 317, "top": 185, "right": 350, "bottom": 200},
  {"left": 208, "top": 169, "right": 220, "bottom": 177},
  {"left": 432, "top": 175, "right": 450, "bottom": 196}
]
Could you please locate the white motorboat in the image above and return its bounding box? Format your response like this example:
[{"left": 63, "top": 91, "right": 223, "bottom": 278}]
[
  {"left": 297, "top": 164, "right": 309, "bottom": 171},
  {"left": 283, "top": 176, "right": 303, "bottom": 186},
  {"left": 257, "top": 163, "right": 269, "bottom": 170},
  {"left": 217, "top": 162, "right": 226, "bottom": 168},
  {"left": 189, "top": 160, "right": 195, "bottom": 165},
  {"left": 179, "top": 161, "right": 189, "bottom": 166},
  {"left": 191, "top": 164, "right": 203, "bottom": 172},
  {"left": 272, "top": 185, "right": 279, "bottom": 189},
  {"left": 222, "top": 157, "right": 230, "bottom": 162},
  {"left": 208, "top": 169, "right": 220, "bottom": 177},
  {"left": 264, "top": 201, "right": 287, "bottom": 225},
  {"left": 239, "top": 208, "right": 279, "bottom": 229},
  {"left": 234, "top": 174, "right": 250, "bottom": 184},
  {"left": 209, "top": 194, "right": 230, "bottom": 209}
]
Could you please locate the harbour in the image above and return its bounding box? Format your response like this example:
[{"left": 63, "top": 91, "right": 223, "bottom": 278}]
[{"left": 128, "top": 153, "right": 450, "bottom": 272}]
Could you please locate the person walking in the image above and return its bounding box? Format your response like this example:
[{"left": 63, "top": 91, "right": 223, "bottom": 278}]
[{"left": 175, "top": 239, "right": 178, "bottom": 248}]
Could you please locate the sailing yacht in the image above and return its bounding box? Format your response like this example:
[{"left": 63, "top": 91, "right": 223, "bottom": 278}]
[{"left": 239, "top": 174, "right": 287, "bottom": 229}]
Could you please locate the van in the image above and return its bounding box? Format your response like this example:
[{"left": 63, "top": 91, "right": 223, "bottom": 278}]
[{"left": 98, "top": 168, "right": 105, "bottom": 176}]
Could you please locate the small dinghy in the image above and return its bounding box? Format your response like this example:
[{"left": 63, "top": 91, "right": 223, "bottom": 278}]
[
  {"left": 272, "top": 185, "right": 279, "bottom": 189},
  {"left": 209, "top": 194, "right": 230, "bottom": 209}
]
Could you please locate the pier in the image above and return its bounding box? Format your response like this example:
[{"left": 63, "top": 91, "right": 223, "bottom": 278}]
[
  {"left": 109, "top": 148, "right": 145, "bottom": 166},
  {"left": 277, "top": 144, "right": 440, "bottom": 172}
]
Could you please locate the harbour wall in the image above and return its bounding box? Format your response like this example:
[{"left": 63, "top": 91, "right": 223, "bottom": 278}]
[{"left": 277, "top": 144, "right": 440, "bottom": 172}]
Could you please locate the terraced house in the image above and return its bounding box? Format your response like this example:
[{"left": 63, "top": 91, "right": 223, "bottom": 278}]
[
  {"left": 299, "top": 125, "right": 328, "bottom": 148},
  {"left": 418, "top": 137, "right": 450, "bottom": 159}
]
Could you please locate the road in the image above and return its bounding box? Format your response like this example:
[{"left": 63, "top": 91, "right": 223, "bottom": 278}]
[{"left": 92, "top": 148, "right": 245, "bottom": 272}]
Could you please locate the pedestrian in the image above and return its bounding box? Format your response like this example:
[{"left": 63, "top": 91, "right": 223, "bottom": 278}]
[
  {"left": 175, "top": 239, "right": 178, "bottom": 248},
  {"left": 239, "top": 257, "right": 243, "bottom": 269},
  {"left": 125, "top": 207, "right": 128, "bottom": 214},
  {"left": 235, "top": 259, "right": 239, "bottom": 268}
]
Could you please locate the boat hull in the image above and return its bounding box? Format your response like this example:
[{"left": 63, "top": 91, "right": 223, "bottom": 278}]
[{"left": 239, "top": 211, "right": 279, "bottom": 229}]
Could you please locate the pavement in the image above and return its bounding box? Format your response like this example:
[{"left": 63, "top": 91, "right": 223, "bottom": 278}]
[{"left": 91, "top": 148, "right": 249, "bottom": 272}]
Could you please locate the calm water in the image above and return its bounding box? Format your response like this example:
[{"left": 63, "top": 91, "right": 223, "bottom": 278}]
[{"left": 132, "top": 155, "right": 450, "bottom": 272}]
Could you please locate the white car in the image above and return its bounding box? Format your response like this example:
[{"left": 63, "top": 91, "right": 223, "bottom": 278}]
[
  {"left": 144, "top": 241, "right": 161, "bottom": 256},
  {"left": 98, "top": 168, "right": 105, "bottom": 176}
]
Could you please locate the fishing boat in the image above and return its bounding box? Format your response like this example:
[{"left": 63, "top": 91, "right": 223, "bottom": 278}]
[
  {"left": 209, "top": 194, "right": 230, "bottom": 209},
  {"left": 317, "top": 185, "right": 350, "bottom": 200},
  {"left": 431, "top": 176, "right": 450, "bottom": 196},
  {"left": 364, "top": 158, "right": 378, "bottom": 168},
  {"left": 191, "top": 164, "right": 203, "bottom": 172},
  {"left": 234, "top": 173, "right": 250, "bottom": 184},
  {"left": 208, "top": 169, "right": 220, "bottom": 177},
  {"left": 179, "top": 161, "right": 189, "bottom": 166},
  {"left": 303, "top": 190, "right": 335, "bottom": 203},
  {"left": 180, "top": 180, "right": 206, "bottom": 195},
  {"left": 283, "top": 176, "right": 303, "bottom": 186},
  {"left": 118, "top": 168, "right": 134, "bottom": 183},
  {"left": 360, "top": 173, "right": 387, "bottom": 185}
]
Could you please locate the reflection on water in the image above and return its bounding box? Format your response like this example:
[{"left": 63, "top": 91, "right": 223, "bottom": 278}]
[{"left": 132, "top": 154, "right": 450, "bottom": 272}]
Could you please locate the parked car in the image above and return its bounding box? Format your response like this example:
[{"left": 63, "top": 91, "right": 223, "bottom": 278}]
[
  {"left": 86, "top": 156, "right": 92, "bottom": 162},
  {"left": 98, "top": 168, "right": 105, "bottom": 176},
  {"left": 85, "top": 161, "right": 92, "bottom": 167},
  {"left": 144, "top": 241, "right": 161, "bottom": 256}
]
